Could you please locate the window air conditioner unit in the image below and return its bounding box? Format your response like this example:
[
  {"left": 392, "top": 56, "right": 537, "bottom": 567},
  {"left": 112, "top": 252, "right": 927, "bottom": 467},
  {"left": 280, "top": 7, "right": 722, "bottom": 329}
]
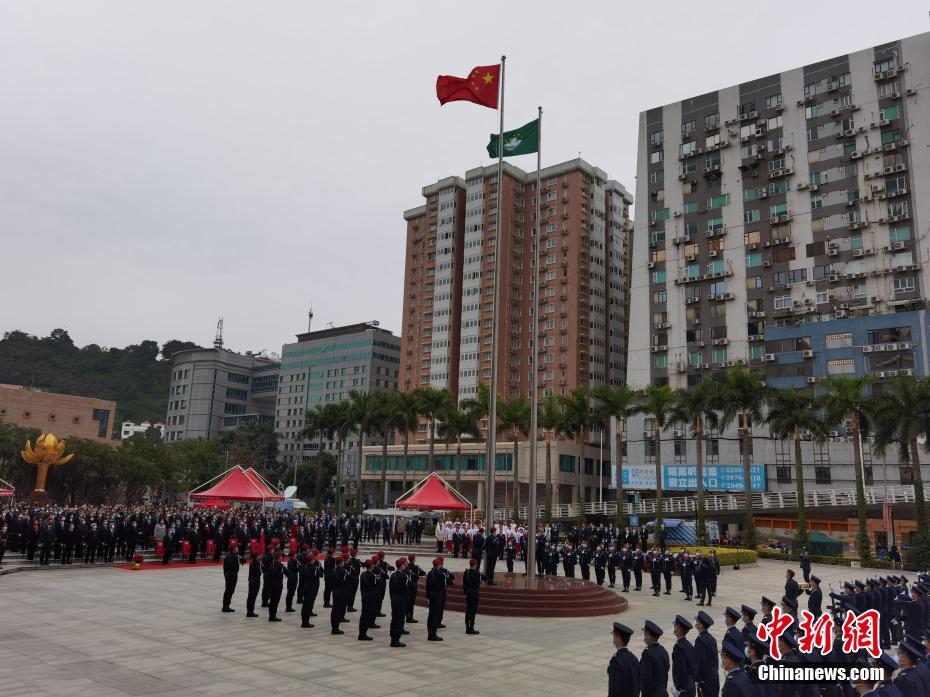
[{"left": 802, "top": 350, "right": 814, "bottom": 358}]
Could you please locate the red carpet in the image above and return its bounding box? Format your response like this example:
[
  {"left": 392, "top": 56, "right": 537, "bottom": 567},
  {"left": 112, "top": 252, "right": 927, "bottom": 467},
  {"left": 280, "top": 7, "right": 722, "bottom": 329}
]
[{"left": 115, "top": 561, "right": 223, "bottom": 571}]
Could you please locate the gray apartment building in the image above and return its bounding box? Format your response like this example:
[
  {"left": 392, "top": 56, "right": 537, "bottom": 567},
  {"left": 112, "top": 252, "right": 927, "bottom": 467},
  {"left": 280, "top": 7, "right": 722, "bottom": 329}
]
[
  {"left": 626, "top": 32, "right": 930, "bottom": 494},
  {"left": 275, "top": 322, "right": 401, "bottom": 477},
  {"left": 165, "top": 348, "right": 280, "bottom": 442}
]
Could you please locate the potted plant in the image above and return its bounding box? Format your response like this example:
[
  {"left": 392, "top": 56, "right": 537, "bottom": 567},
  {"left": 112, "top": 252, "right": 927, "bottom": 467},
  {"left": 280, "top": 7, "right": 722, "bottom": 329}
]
[{"left": 131, "top": 553, "right": 144, "bottom": 570}]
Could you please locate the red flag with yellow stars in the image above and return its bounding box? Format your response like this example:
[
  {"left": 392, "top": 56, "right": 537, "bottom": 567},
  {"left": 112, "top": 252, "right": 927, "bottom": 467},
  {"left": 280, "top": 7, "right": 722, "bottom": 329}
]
[{"left": 436, "top": 64, "right": 500, "bottom": 109}]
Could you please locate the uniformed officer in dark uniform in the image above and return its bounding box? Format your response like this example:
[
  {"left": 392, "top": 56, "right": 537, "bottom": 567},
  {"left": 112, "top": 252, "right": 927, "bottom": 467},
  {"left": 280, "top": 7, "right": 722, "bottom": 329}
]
[
  {"left": 872, "top": 652, "right": 902, "bottom": 697},
  {"left": 245, "top": 550, "right": 261, "bottom": 618},
  {"left": 799, "top": 548, "right": 811, "bottom": 583},
  {"left": 661, "top": 549, "right": 674, "bottom": 594},
  {"left": 740, "top": 605, "right": 757, "bottom": 646},
  {"left": 649, "top": 548, "right": 662, "bottom": 596},
  {"left": 404, "top": 553, "right": 425, "bottom": 623},
  {"left": 388, "top": 557, "right": 409, "bottom": 647},
  {"left": 330, "top": 553, "right": 350, "bottom": 634},
  {"left": 608, "top": 622, "right": 640, "bottom": 697},
  {"left": 724, "top": 607, "right": 745, "bottom": 653},
  {"left": 284, "top": 550, "right": 299, "bottom": 612},
  {"left": 267, "top": 549, "right": 285, "bottom": 622},
  {"left": 593, "top": 543, "right": 607, "bottom": 586},
  {"left": 462, "top": 557, "right": 483, "bottom": 635},
  {"left": 784, "top": 568, "right": 801, "bottom": 604},
  {"left": 893, "top": 585, "right": 925, "bottom": 639},
  {"left": 695, "top": 610, "right": 720, "bottom": 697},
  {"left": 632, "top": 548, "right": 644, "bottom": 591},
  {"left": 805, "top": 574, "right": 823, "bottom": 617},
  {"left": 221, "top": 541, "right": 240, "bottom": 612},
  {"left": 426, "top": 556, "right": 452, "bottom": 641},
  {"left": 299, "top": 551, "right": 323, "bottom": 628},
  {"left": 672, "top": 615, "right": 697, "bottom": 697},
  {"left": 357, "top": 558, "right": 378, "bottom": 640},
  {"left": 721, "top": 638, "right": 752, "bottom": 697},
  {"left": 895, "top": 640, "right": 924, "bottom": 697},
  {"left": 760, "top": 596, "right": 775, "bottom": 626},
  {"left": 746, "top": 636, "right": 771, "bottom": 697},
  {"left": 641, "top": 619, "right": 670, "bottom": 697},
  {"left": 681, "top": 551, "right": 694, "bottom": 600}
]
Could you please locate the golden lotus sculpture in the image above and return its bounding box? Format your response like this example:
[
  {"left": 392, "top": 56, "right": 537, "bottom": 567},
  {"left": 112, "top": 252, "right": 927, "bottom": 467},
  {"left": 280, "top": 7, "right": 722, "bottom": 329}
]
[{"left": 22, "top": 433, "right": 74, "bottom": 502}]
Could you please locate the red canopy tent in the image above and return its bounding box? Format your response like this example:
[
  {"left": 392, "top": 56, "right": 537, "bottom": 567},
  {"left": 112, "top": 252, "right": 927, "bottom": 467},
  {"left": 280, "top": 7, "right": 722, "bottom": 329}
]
[
  {"left": 0, "top": 477, "right": 14, "bottom": 500},
  {"left": 243, "top": 467, "right": 279, "bottom": 499},
  {"left": 395, "top": 473, "right": 472, "bottom": 511},
  {"left": 193, "top": 500, "right": 231, "bottom": 509},
  {"left": 189, "top": 466, "right": 284, "bottom": 504}
]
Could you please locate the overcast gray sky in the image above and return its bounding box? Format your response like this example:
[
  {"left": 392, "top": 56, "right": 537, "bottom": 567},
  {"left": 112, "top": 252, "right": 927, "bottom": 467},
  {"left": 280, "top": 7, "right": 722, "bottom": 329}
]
[{"left": 2, "top": 2, "right": 928, "bottom": 354}]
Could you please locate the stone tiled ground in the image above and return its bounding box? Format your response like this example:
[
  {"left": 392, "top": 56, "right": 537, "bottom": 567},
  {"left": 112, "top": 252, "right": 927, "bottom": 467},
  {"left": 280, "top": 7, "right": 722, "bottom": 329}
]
[{"left": 0, "top": 556, "right": 861, "bottom": 696}]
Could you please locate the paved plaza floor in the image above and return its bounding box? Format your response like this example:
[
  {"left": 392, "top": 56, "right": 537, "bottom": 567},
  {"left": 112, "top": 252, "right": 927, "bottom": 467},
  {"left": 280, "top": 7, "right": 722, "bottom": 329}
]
[{"left": 0, "top": 556, "right": 864, "bottom": 697}]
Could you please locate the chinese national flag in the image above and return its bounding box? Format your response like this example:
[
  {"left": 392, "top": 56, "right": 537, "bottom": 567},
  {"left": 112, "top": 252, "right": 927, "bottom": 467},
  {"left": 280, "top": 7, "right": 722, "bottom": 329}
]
[{"left": 436, "top": 64, "right": 500, "bottom": 109}]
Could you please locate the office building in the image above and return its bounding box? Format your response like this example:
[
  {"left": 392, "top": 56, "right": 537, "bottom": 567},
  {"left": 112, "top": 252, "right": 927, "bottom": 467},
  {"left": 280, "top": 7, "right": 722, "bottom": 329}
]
[
  {"left": 0, "top": 384, "right": 116, "bottom": 441},
  {"left": 625, "top": 32, "right": 930, "bottom": 495},
  {"left": 275, "top": 321, "right": 401, "bottom": 476},
  {"left": 164, "top": 348, "right": 279, "bottom": 441}
]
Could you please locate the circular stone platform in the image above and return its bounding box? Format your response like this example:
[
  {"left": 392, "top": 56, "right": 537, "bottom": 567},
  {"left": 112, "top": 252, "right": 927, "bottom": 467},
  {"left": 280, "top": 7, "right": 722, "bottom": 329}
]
[{"left": 415, "top": 572, "right": 628, "bottom": 617}]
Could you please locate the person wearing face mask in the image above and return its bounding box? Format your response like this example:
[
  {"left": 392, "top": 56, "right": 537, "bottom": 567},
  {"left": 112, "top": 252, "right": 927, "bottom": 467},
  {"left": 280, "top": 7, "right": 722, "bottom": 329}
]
[
  {"left": 98, "top": 521, "right": 113, "bottom": 563},
  {"left": 62, "top": 522, "right": 77, "bottom": 565},
  {"left": 83, "top": 523, "right": 98, "bottom": 564},
  {"left": 162, "top": 526, "right": 174, "bottom": 565},
  {"left": 720, "top": 638, "right": 751, "bottom": 697},
  {"left": 608, "top": 622, "right": 640, "bottom": 697},
  {"left": 105, "top": 523, "right": 118, "bottom": 563}
]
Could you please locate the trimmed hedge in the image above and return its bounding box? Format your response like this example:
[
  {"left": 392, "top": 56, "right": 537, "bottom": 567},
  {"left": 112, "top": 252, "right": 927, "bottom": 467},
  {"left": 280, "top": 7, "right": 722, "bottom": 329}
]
[
  {"left": 677, "top": 547, "right": 758, "bottom": 565},
  {"left": 757, "top": 548, "right": 919, "bottom": 571}
]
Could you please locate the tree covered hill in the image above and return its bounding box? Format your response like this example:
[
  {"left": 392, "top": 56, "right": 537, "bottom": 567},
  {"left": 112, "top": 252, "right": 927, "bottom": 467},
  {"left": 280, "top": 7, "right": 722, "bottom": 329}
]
[{"left": 0, "top": 329, "right": 199, "bottom": 435}]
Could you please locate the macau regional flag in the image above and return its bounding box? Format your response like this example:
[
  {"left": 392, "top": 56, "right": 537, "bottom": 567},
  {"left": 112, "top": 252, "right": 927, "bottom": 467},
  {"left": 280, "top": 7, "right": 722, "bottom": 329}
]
[{"left": 487, "top": 118, "right": 540, "bottom": 158}]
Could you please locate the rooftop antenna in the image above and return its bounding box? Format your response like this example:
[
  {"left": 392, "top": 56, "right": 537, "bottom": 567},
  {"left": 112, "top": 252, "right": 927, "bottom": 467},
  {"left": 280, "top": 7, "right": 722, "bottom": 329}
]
[
  {"left": 308, "top": 305, "right": 314, "bottom": 332},
  {"left": 214, "top": 317, "right": 224, "bottom": 349}
]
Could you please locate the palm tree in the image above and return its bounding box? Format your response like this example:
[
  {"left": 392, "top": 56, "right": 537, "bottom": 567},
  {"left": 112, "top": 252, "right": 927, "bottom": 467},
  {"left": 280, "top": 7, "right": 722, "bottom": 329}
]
[
  {"left": 633, "top": 384, "right": 677, "bottom": 531},
  {"left": 497, "top": 396, "right": 530, "bottom": 518},
  {"left": 594, "top": 384, "right": 639, "bottom": 528},
  {"left": 346, "top": 391, "right": 379, "bottom": 506},
  {"left": 765, "top": 389, "right": 826, "bottom": 550},
  {"left": 819, "top": 375, "right": 872, "bottom": 562},
  {"left": 560, "top": 387, "right": 596, "bottom": 520},
  {"left": 302, "top": 405, "right": 328, "bottom": 511},
  {"left": 869, "top": 375, "right": 930, "bottom": 568},
  {"left": 415, "top": 387, "right": 453, "bottom": 471},
  {"left": 667, "top": 382, "right": 718, "bottom": 544},
  {"left": 437, "top": 402, "right": 481, "bottom": 490},
  {"left": 537, "top": 395, "right": 566, "bottom": 522},
  {"left": 713, "top": 364, "right": 768, "bottom": 548},
  {"left": 370, "top": 391, "right": 398, "bottom": 507},
  {"left": 304, "top": 400, "right": 352, "bottom": 514},
  {"left": 393, "top": 390, "right": 421, "bottom": 494}
]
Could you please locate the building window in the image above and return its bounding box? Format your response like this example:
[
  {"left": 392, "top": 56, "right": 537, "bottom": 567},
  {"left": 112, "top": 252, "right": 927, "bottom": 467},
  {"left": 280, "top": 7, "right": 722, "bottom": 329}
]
[{"left": 559, "top": 454, "right": 576, "bottom": 473}]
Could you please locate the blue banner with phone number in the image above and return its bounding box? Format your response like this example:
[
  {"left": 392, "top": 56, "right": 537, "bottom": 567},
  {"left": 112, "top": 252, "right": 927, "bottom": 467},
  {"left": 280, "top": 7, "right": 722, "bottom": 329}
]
[{"left": 621, "top": 464, "right": 766, "bottom": 492}]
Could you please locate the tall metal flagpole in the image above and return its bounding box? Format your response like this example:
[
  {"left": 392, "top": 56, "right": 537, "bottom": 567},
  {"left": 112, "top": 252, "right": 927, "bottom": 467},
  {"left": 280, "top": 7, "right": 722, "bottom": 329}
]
[
  {"left": 485, "top": 55, "right": 505, "bottom": 526},
  {"left": 527, "top": 105, "right": 541, "bottom": 576}
]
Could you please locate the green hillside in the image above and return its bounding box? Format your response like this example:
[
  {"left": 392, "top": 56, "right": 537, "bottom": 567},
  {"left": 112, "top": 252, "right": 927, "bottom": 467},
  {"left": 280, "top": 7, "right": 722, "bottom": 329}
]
[{"left": 0, "top": 329, "right": 199, "bottom": 436}]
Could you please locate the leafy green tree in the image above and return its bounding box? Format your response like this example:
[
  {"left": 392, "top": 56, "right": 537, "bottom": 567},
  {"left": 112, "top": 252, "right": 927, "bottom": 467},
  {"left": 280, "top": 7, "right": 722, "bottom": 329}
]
[
  {"left": 765, "top": 389, "right": 826, "bottom": 550},
  {"left": 497, "top": 396, "right": 530, "bottom": 518},
  {"left": 437, "top": 402, "right": 481, "bottom": 491},
  {"left": 712, "top": 364, "right": 768, "bottom": 548},
  {"left": 633, "top": 384, "right": 676, "bottom": 531},
  {"left": 559, "top": 387, "right": 595, "bottom": 521},
  {"left": 394, "top": 390, "right": 421, "bottom": 492},
  {"left": 415, "top": 387, "right": 453, "bottom": 471},
  {"left": 346, "top": 391, "right": 380, "bottom": 501},
  {"left": 869, "top": 375, "right": 930, "bottom": 568},
  {"left": 667, "top": 382, "right": 718, "bottom": 544},
  {"left": 820, "top": 376, "right": 873, "bottom": 562},
  {"left": 537, "top": 395, "right": 566, "bottom": 523},
  {"left": 594, "top": 385, "right": 638, "bottom": 529}
]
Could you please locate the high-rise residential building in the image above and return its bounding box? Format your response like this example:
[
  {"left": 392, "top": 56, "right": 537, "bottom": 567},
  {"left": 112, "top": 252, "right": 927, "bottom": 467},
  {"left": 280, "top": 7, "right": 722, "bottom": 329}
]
[
  {"left": 165, "top": 348, "right": 279, "bottom": 442},
  {"left": 274, "top": 322, "right": 401, "bottom": 474},
  {"left": 401, "top": 158, "right": 633, "bottom": 418},
  {"left": 625, "top": 33, "right": 930, "bottom": 502},
  {"left": 367, "top": 158, "right": 633, "bottom": 510}
]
